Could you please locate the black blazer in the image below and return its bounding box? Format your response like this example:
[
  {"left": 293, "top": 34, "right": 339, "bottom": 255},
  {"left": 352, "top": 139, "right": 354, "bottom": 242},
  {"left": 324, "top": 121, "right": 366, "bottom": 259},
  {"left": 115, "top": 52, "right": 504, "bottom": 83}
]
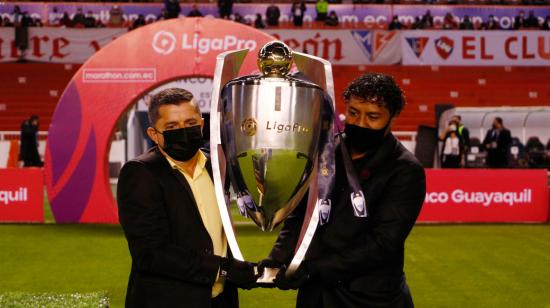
[
  {"left": 482, "top": 128, "right": 512, "bottom": 168},
  {"left": 117, "top": 147, "right": 237, "bottom": 308},
  {"left": 269, "top": 134, "right": 426, "bottom": 308}
]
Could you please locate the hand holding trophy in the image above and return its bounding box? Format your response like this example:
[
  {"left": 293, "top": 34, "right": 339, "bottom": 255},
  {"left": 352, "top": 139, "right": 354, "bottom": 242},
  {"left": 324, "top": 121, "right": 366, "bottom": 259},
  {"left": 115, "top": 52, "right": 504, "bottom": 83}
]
[{"left": 210, "top": 41, "right": 336, "bottom": 286}]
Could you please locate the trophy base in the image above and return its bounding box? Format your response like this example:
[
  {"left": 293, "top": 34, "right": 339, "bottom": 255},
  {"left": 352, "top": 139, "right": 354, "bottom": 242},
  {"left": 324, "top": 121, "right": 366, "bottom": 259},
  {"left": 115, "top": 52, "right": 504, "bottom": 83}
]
[{"left": 256, "top": 267, "right": 280, "bottom": 285}]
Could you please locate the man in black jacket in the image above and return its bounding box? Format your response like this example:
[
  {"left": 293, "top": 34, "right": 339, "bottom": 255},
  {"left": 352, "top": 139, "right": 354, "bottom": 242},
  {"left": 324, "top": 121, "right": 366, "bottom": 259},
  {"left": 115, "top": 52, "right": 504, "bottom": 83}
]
[
  {"left": 19, "top": 115, "right": 43, "bottom": 167},
  {"left": 118, "top": 88, "right": 258, "bottom": 308},
  {"left": 482, "top": 117, "right": 512, "bottom": 168},
  {"left": 263, "top": 73, "right": 426, "bottom": 308}
]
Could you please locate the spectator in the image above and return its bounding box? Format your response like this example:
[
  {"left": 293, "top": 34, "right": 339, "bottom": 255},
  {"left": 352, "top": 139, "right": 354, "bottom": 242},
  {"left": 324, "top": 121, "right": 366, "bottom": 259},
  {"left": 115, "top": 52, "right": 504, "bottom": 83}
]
[
  {"left": 254, "top": 13, "right": 266, "bottom": 29},
  {"left": 481, "top": 14, "right": 500, "bottom": 30},
  {"left": 440, "top": 121, "right": 464, "bottom": 168},
  {"left": 388, "top": 15, "right": 402, "bottom": 30},
  {"left": 315, "top": 0, "right": 328, "bottom": 22},
  {"left": 187, "top": 4, "right": 203, "bottom": 17},
  {"left": 233, "top": 12, "right": 248, "bottom": 25},
  {"left": 49, "top": 7, "right": 62, "bottom": 27},
  {"left": 3, "top": 17, "right": 14, "bottom": 27},
  {"left": 84, "top": 11, "right": 96, "bottom": 28},
  {"left": 482, "top": 117, "right": 512, "bottom": 168},
  {"left": 460, "top": 15, "right": 475, "bottom": 30},
  {"left": 411, "top": 17, "right": 424, "bottom": 29},
  {"left": 108, "top": 5, "right": 125, "bottom": 27},
  {"left": 514, "top": 10, "right": 527, "bottom": 30},
  {"left": 164, "top": 0, "right": 181, "bottom": 19},
  {"left": 12, "top": 5, "right": 23, "bottom": 27},
  {"left": 21, "top": 12, "right": 34, "bottom": 27},
  {"left": 291, "top": 1, "right": 306, "bottom": 27},
  {"left": 325, "top": 10, "right": 339, "bottom": 27},
  {"left": 131, "top": 14, "right": 146, "bottom": 30},
  {"left": 19, "top": 115, "right": 43, "bottom": 167},
  {"left": 442, "top": 12, "right": 458, "bottom": 30},
  {"left": 451, "top": 115, "right": 470, "bottom": 151},
  {"left": 543, "top": 16, "right": 550, "bottom": 30},
  {"left": 60, "top": 12, "right": 72, "bottom": 28},
  {"left": 33, "top": 17, "right": 43, "bottom": 27},
  {"left": 158, "top": 9, "right": 169, "bottom": 21},
  {"left": 218, "top": 0, "right": 233, "bottom": 20},
  {"left": 72, "top": 8, "right": 86, "bottom": 28},
  {"left": 421, "top": 10, "right": 434, "bottom": 28},
  {"left": 266, "top": 1, "right": 281, "bottom": 27},
  {"left": 525, "top": 11, "right": 540, "bottom": 28}
]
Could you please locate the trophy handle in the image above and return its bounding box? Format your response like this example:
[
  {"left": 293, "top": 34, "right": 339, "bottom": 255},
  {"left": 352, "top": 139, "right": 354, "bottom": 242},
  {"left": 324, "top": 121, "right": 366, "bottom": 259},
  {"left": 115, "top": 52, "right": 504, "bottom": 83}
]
[
  {"left": 286, "top": 52, "right": 336, "bottom": 276},
  {"left": 293, "top": 51, "right": 336, "bottom": 105},
  {"left": 210, "top": 49, "right": 249, "bottom": 261}
]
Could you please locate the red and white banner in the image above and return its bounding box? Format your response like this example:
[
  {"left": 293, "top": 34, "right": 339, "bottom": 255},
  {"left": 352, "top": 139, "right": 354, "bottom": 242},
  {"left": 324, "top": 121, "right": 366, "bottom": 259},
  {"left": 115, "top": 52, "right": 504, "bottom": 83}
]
[
  {"left": 0, "top": 28, "right": 401, "bottom": 65},
  {"left": 266, "top": 29, "right": 401, "bottom": 65},
  {"left": 0, "top": 28, "right": 125, "bottom": 63},
  {"left": 402, "top": 30, "right": 550, "bottom": 66},
  {"left": 0, "top": 168, "right": 44, "bottom": 223},
  {"left": 419, "top": 169, "right": 549, "bottom": 223}
]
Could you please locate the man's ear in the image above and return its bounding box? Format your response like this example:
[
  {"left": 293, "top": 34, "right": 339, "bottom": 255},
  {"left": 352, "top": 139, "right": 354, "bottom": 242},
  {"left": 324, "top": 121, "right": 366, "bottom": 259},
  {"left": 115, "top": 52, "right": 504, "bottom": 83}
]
[{"left": 146, "top": 127, "right": 160, "bottom": 145}]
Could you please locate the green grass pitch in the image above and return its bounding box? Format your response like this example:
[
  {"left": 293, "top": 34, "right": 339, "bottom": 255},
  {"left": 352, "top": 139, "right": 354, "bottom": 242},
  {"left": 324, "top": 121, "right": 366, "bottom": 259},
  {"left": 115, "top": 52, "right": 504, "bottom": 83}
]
[{"left": 0, "top": 199, "right": 549, "bottom": 307}]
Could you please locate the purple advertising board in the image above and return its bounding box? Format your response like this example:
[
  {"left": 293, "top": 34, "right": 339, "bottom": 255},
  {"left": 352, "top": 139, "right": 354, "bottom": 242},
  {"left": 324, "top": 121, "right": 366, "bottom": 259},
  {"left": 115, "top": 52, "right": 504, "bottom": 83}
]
[{"left": 0, "top": 3, "right": 549, "bottom": 29}]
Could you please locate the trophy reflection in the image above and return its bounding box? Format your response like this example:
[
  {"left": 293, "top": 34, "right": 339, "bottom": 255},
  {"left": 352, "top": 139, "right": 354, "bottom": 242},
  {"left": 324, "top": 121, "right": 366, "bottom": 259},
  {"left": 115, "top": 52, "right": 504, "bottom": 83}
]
[{"left": 210, "top": 41, "right": 335, "bottom": 282}]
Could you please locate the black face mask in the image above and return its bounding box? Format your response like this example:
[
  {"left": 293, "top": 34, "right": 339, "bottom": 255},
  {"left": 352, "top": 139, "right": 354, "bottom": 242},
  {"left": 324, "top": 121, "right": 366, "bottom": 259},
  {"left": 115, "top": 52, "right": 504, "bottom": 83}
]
[
  {"left": 345, "top": 123, "right": 389, "bottom": 154},
  {"left": 157, "top": 125, "right": 203, "bottom": 161}
]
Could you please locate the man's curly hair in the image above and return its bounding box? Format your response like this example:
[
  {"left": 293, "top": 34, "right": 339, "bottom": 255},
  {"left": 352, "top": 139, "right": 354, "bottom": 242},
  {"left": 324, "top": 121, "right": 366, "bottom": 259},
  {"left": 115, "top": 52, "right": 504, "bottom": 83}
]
[{"left": 343, "top": 73, "right": 406, "bottom": 116}]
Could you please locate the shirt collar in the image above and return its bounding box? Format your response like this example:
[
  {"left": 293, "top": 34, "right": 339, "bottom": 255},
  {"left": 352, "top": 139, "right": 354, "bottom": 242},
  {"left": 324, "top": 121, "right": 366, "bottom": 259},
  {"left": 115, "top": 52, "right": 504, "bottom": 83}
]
[{"left": 165, "top": 150, "right": 207, "bottom": 178}]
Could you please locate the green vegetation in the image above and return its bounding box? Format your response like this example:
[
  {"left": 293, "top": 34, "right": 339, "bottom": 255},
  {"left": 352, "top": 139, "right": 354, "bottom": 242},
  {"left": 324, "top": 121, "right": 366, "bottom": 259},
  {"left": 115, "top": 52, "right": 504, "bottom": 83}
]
[
  {"left": 1, "top": 223, "right": 549, "bottom": 307},
  {"left": 4, "top": 190, "right": 550, "bottom": 308}
]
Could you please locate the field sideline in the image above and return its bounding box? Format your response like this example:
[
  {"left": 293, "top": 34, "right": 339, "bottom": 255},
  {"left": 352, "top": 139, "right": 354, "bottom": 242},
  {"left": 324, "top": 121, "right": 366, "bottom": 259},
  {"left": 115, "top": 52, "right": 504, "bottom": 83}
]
[{"left": 1, "top": 221, "right": 550, "bottom": 307}]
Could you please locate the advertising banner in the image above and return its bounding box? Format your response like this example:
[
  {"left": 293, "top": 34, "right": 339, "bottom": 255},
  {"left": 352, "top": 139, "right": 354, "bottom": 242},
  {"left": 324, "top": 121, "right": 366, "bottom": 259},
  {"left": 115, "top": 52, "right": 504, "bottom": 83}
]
[
  {"left": 419, "top": 169, "right": 549, "bottom": 223},
  {"left": 402, "top": 30, "right": 550, "bottom": 66},
  {"left": 0, "top": 28, "right": 126, "bottom": 63},
  {"left": 267, "top": 29, "right": 401, "bottom": 65},
  {"left": 0, "top": 168, "right": 44, "bottom": 223},
  {"left": 1, "top": 3, "right": 549, "bottom": 29},
  {"left": 0, "top": 28, "right": 401, "bottom": 65}
]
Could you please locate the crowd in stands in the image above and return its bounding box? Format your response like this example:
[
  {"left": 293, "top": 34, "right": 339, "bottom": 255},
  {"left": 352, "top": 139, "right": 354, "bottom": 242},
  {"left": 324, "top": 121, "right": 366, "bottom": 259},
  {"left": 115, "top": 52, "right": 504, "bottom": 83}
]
[
  {"left": 389, "top": 10, "right": 550, "bottom": 30},
  {"left": 1, "top": 1, "right": 549, "bottom": 30}
]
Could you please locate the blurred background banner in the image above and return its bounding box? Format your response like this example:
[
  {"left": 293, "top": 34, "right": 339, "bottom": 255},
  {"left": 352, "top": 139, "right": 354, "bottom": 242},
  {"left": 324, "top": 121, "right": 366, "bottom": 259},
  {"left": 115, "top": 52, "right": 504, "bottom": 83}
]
[
  {"left": 419, "top": 169, "right": 549, "bottom": 223},
  {"left": 0, "top": 28, "right": 126, "bottom": 63},
  {"left": 0, "top": 168, "right": 43, "bottom": 223},
  {"left": 402, "top": 30, "right": 550, "bottom": 66}
]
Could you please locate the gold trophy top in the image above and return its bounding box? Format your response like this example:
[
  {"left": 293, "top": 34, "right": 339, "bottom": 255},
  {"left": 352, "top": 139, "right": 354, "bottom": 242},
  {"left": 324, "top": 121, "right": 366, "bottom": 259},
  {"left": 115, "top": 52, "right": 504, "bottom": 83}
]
[{"left": 257, "top": 41, "right": 293, "bottom": 77}]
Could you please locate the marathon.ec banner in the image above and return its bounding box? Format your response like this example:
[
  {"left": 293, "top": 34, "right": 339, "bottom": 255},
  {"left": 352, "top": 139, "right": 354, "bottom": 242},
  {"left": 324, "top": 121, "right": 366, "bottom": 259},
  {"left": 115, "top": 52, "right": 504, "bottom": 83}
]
[
  {"left": 0, "top": 168, "right": 44, "bottom": 223},
  {"left": 402, "top": 30, "right": 550, "bottom": 66},
  {"left": 418, "top": 169, "right": 549, "bottom": 223}
]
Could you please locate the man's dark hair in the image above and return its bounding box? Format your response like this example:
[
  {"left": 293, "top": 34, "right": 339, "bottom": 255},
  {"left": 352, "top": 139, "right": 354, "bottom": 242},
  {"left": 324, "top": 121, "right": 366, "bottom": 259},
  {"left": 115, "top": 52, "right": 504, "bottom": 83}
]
[
  {"left": 30, "top": 115, "right": 39, "bottom": 121},
  {"left": 495, "top": 117, "right": 503, "bottom": 125},
  {"left": 452, "top": 115, "right": 462, "bottom": 121},
  {"left": 343, "top": 72, "right": 405, "bottom": 116},
  {"left": 148, "top": 88, "right": 196, "bottom": 125}
]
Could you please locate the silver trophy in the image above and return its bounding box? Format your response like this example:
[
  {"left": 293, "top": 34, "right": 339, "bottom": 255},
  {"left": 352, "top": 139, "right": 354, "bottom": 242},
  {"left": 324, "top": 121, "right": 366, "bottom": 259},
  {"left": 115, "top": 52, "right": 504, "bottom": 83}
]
[{"left": 210, "top": 41, "right": 336, "bottom": 282}]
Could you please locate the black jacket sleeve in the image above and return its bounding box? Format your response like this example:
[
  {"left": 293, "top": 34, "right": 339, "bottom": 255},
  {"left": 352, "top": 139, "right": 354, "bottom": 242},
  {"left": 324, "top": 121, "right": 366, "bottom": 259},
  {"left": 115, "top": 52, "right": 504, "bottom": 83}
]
[
  {"left": 308, "top": 163, "right": 426, "bottom": 283},
  {"left": 117, "top": 161, "right": 220, "bottom": 285}
]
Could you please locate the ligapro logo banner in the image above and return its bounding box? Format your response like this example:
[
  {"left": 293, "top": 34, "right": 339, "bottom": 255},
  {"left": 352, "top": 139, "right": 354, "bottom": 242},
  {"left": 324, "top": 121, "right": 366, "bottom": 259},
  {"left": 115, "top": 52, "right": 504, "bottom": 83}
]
[{"left": 152, "top": 31, "right": 257, "bottom": 56}]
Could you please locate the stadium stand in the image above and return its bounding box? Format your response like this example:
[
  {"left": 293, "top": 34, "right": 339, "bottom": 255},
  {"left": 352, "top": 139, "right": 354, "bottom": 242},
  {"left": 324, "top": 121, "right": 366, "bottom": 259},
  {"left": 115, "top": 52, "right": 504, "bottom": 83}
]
[{"left": 1, "top": 64, "right": 549, "bottom": 132}]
